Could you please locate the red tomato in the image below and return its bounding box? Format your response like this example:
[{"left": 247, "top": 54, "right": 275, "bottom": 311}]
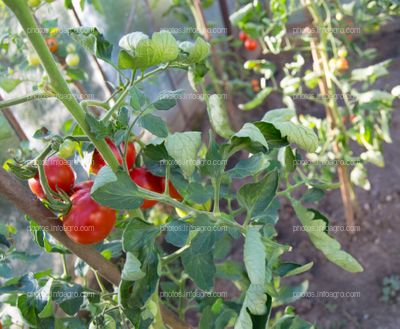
[
  {"left": 46, "top": 37, "right": 58, "bottom": 53},
  {"left": 72, "top": 180, "right": 94, "bottom": 194},
  {"left": 90, "top": 138, "right": 136, "bottom": 174},
  {"left": 129, "top": 167, "right": 163, "bottom": 209},
  {"left": 244, "top": 39, "right": 257, "bottom": 51},
  {"left": 63, "top": 187, "right": 116, "bottom": 245},
  {"left": 239, "top": 31, "right": 248, "bottom": 41},
  {"left": 28, "top": 156, "right": 75, "bottom": 199}
]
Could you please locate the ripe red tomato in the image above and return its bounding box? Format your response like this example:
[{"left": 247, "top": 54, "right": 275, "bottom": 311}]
[
  {"left": 72, "top": 180, "right": 94, "bottom": 194},
  {"left": 90, "top": 138, "right": 136, "bottom": 174},
  {"left": 63, "top": 184, "right": 116, "bottom": 245},
  {"left": 336, "top": 57, "right": 349, "bottom": 72},
  {"left": 244, "top": 39, "right": 257, "bottom": 51},
  {"left": 28, "top": 156, "right": 75, "bottom": 199},
  {"left": 129, "top": 167, "right": 163, "bottom": 209},
  {"left": 46, "top": 37, "right": 58, "bottom": 53},
  {"left": 239, "top": 31, "right": 248, "bottom": 41}
]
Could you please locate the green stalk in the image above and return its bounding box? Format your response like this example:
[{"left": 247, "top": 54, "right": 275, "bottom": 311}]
[
  {"left": 0, "top": 91, "right": 52, "bottom": 109},
  {"left": 4, "top": 0, "right": 119, "bottom": 171}
]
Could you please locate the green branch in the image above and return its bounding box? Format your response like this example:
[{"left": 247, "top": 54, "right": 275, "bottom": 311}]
[{"left": 0, "top": 91, "right": 53, "bottom": 109}]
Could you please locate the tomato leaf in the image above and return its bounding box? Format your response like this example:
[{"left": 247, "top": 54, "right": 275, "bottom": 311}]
[
  {"left": 69, "top": 27, "right": 113, "bottom": 64},
  {"left": 231, "top": 123, "right": 269, "bottom": 153},
  {"left": 179, "top": 37, "right": 210, "bottom": 64},
  {"left": 262, "top": 108, "right": 318, "bottom": 152},
  {"left": 292, "top": 201, "right": 363, "bottom": 272},
  {"left": 165, "top": 131, "right": 201, "bottom": 178},
  {"left": 0, "top": 78, "right": 22, "bottom": 93},
  {"left": 91, "top": 167, "right": 144, "bottom": 210},
  {"left": 121, "top": 252, "right": 146, "bottom": 281},
  {"left": 207, "top": 94, "right": 234, "bottom": 138},
  {"left": 138, "top": 114, "right": 168, "bottom": 138}
]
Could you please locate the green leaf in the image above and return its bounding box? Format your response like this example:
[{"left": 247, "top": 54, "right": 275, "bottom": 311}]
[
  {"left": 226, "top": 153, "right": 269, "bottom": 178},
  {"left": 261, "top": 109, "right": 318, "bottom": 152},
  {"left": 117, "top": 50, "right": 136, "bottom": 69},
  {"left": 239, "top": 88, "right": 273, "bottom": 111},
  {"left": 350, "top": 60, "right": 391, "bottom": 82},
  {"left": 181, "top": 250, "right": 215, "bottom": 291},
  {"left": 164, "top": 220, "right": 190, "bottom": 247},
  {"left": 238, "top": 170, "right": 279, "bottom": 215},
  {"left": 153, "top": 90, "right": 179, "bottom": 110},
  {"left": 129, "top": 87, "right": 146, "bottom": 111},
  {"left": 229, "top": 3, "right": 255, "bottom": 25},
  {"left": 262, "top": 108, "right": 295, "bottom": 123},
  {"left": 278, "top": 146, "right": 296, "bottom": 172},
  {"left": 69, "top": 27, "right": 113, "bottom": 63},
  {"left": 85, "top": 113, "right": 111, "bottom": 139},
  {"left": 276, "top": 262, "right": 314, "bottom": 278},
  {"left": 91, "top": 167, "right": 144, "bottom": 210},
  {"left": 179, "top": 37, "right": 210, "bottom": 64},
  {"left": 165, "top": 131, "right": 202, "bottom": 177},
  {"left": 122, "top": 218, "right": 160, "bottom": 253},
  {"left": 244, "top": 227, "right": 266, "bottom": 285},
  {"left": 51, "top": 281, "right": 83, "bottom": 315},
  {"left": 121, "top": 252, "right": 146, "bottom": 281},
  {"left": 138, "top": 114, "right": 168, "bottom": 138},
  {"left": 235, "top": 284, "right": 271, "bottom": 329},
  {"left": 119, "top": 31, "right": 179, "bottom": 69},
  {"left": 231, "top": 123, "right": 269, "bottom": 152},
  {"left": 0, "top": 78, "right": 22, "bottom": 93},
  {"left": 292, "top": 201, "right": 363, "bottom": 272},
  {"left": 207, "top": 94, "right": 234, "bottom": 138}
]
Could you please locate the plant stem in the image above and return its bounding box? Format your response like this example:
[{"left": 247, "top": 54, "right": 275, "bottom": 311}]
[
  {"left": 61, "top": 253, "right": 69, "bottom": 277},
  {"left": 3, "top": 0, "right": 119, "bottom": 171},
  {"left": 161, "top": 244, "right": 191, "bottom": 265},
  {"left": 93, "top": 270, "right": 107, "bottom": 293},
  {"left": 0, "top": 91, "right": 52, "bottom": 109}
]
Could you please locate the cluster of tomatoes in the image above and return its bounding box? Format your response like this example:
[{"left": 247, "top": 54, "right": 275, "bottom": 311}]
[
  {"left": 28, "top": 34, "right": 80, "bottom": 67},
  {"left": 28, "top": 139, "right": 182, "bottom": 245},
  {"left": 239, "top": 31, "right": 258, "bottom": 51}
]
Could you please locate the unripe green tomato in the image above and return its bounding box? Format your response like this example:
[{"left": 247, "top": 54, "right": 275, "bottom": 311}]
[
  {"left": 66, "top": 43, "right": 76, "bottom": 54},
  {"left": 28, "top": 53, "right": 41, "bottom": 66},
  {"left": 58, "top": 140, "right": 75, "bottom": 159},
  {"left": 8, "top": 68, "right": 14, "bottom": 75},
  {"left": 89, "top": 315, "right": 116, "bottom": 329},
  {"left": 28, "top": 0, "right": 41, "bottom": 7},
  {"left": 175, "top": 199, "right": 212, "bottom": 218},
  {"left": 65, "top": 53, "right": 80, "bottom": 67},
  {"left": 337, "top": 48, "right": 348, "bottom": 58},
  {"left": 335, "top": 12, "right": 343, "bottom": 21}
]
